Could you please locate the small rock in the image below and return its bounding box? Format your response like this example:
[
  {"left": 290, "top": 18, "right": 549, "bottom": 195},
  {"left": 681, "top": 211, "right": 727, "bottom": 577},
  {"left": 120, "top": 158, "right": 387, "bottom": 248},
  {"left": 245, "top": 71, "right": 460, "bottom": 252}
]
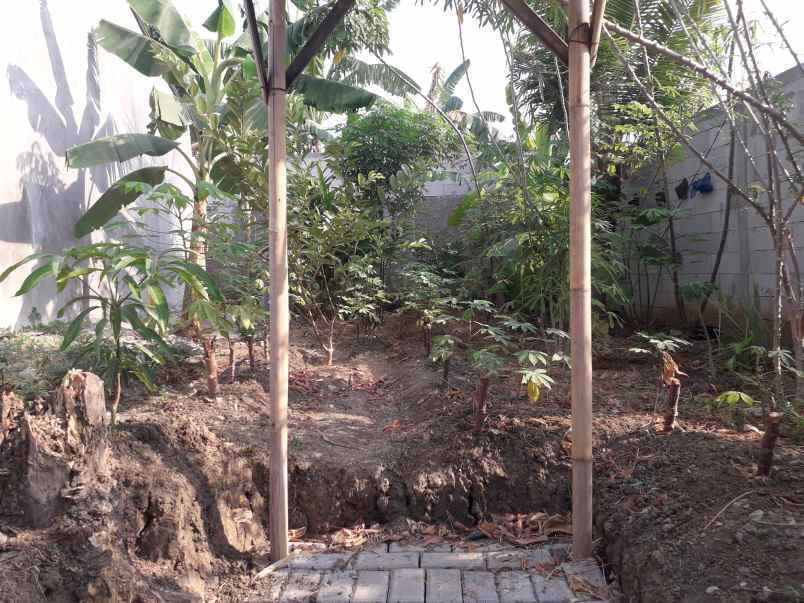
[
  {"left": 748, "top": 510, "right": 764, "bottom": 522},
  {"left": 706, "top": 586, "right": 723, "bottom": 596}
]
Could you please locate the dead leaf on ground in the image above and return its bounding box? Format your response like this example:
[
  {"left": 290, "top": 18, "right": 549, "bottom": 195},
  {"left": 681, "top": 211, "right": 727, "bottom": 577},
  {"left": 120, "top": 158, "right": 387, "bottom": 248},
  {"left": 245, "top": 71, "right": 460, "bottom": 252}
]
[
  {"left": 288, "top": 527, "right": 307, "bottom": 541},
  {"left": 568, "top": 575, "right": 609, "bottom": 600},
  {"left": 382, "top": 420, "right": 402, "bottom": 433}
]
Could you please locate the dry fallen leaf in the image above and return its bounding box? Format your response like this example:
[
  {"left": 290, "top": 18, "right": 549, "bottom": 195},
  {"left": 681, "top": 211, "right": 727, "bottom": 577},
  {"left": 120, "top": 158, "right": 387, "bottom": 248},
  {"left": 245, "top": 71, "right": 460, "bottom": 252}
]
[
  {"left": 382, "top": 420, "right": 402, "bottom": 433},
  {"left": 568, "top": 575, "right": 609, "bottom": 600},
  {"left": 288, "top": 527, "right": 307, "bottom": 541}
]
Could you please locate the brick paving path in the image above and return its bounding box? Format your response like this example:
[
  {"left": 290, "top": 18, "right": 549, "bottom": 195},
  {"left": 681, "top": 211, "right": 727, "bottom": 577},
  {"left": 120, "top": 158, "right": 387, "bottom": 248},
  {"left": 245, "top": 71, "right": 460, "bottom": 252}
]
[{"left": 255, "top": 543, "right": 608, "bottom": 602}]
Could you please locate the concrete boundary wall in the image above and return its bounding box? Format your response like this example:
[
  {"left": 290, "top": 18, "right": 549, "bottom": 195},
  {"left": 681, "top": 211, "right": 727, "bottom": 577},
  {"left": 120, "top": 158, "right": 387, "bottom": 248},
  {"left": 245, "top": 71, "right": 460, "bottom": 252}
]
[{"left": 622, "top": 64, "right": 804, "bottom": 322}]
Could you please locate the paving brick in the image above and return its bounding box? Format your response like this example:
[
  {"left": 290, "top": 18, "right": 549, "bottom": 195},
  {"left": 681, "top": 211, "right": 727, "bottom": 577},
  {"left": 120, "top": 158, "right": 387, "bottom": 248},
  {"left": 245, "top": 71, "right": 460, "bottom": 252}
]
[
  {"left": 421, "top": 552, "right": 484, "bottom": 569},
  {"left": 280, "top": 571, "right": 323, "bottom": 602},
  {"left": 318, "top": 571, "right": 357, "bottom": 603},
  {"left": 353, "top": 571, "right": 390, "bottom": 603},
  {"left": 562, "top": 560, "right": 606, "bottom": 587},
  {"left": 289, "top": 553, "right": 352, "bottom": 571},
  {"left": 389, "top": 543, "right": 452, "bottom": 553},
  {"left": 367, "top": 543, "right": 390, "bottom": 553},
  {"left": 546, "top": 542, "right": 571, "bottom": 564},
  {"left": 354, "top": 552, "right": 420, "bottom": 570},
  {"left": 486, "top": 549, "right": 553, "bottom": 571},
  {"left": 462, "top": 571, "right": 500, "bottom": 603},
  {"left": 251, "top": 569, "right": 287, "bottom": 602},
  {"left": 453, "top": 541, "right": 507, "bottom": 553},
  {"left": 425, "top": 569, "right": 462, "bottom": 603},
  {"left": 531, "top": 575, "right": 573, "bottom": 603},
  {"left": 497, "top": 571, "right": 537, "bottom": 603},
  {"left": 388, "top": 569, "right": 425, "bottom": 602}
]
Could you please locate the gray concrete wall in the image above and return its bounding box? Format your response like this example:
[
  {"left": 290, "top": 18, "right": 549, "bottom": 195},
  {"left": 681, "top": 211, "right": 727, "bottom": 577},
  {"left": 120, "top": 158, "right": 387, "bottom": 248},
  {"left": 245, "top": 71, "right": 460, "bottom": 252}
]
[
  {"left": 0, "top": 1, "right": 191, "bottom": 329},
  {"left": 622, "top": 64, "right": 804, "bottom": 322}
]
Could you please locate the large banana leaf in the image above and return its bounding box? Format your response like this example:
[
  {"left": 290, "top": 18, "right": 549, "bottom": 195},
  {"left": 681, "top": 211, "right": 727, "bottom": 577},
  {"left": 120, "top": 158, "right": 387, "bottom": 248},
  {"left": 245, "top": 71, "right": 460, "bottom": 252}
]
[
  {"left": 96, "top": 20, "right": 178, "bottom": 77},
  {"left": 441, "top": 60, "right": 469, "bottom": 106},
  {"left": 67, "top": 134, "right": 179, "bottom": 168},
  {"left": 334, "top": 57, "right": 418, "bottom": 98},
  {"left": 443, "top": 95, "right": 464, "bottom": 112},
  {"left": 149, "top": 89, "right": 191, "bottom": 139},
  {"left": 292, "top": 75, "right": 378, "bottom": 113},
  {"left": 75, "top": 167, "right": 167, "bottom": 238},
  {"left": 128, "top": 0, "right": 195, "bottom": 54},
  {"left": 203, "top": 0, "right": 236, "bottom": 38}
]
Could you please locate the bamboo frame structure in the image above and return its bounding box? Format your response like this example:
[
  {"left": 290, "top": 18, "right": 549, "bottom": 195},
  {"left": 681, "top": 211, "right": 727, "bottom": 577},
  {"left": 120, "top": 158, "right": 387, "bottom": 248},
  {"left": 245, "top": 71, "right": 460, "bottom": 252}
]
[{"left": 249, "top": 0, "right": 602, "bottom": 562}]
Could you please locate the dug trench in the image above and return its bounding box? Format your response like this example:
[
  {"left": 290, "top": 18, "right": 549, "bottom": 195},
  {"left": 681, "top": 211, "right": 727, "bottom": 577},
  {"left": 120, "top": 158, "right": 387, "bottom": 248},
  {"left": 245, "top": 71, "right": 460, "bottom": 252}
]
[{"left": 0, "top": 326, "right": 802, "bottom": 602}]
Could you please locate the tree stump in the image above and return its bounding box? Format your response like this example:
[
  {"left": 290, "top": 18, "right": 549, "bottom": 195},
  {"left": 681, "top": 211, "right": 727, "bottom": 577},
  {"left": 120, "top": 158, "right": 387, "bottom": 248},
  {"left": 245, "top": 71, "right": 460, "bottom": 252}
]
[
  {"left": 53, "top": 369, "right": 109, "bottom": 478},
  {"left": 0, "top": 390, "right": 23, "bottom": 445},
  {"left": 11, "top": 370, "right": 109, "bottom": 527}
]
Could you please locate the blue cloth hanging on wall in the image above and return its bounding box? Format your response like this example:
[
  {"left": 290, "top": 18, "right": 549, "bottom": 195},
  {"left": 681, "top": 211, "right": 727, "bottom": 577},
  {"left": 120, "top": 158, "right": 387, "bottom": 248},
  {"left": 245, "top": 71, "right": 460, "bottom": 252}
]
[{"left": 690, "top": 172, "right": 713, "bottom": 197}]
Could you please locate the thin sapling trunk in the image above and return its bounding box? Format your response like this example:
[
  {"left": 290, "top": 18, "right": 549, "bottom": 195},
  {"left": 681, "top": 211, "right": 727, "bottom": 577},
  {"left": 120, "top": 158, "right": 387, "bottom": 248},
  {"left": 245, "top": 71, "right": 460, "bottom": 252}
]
[
  {"left": 111, "top": 370, "right": 123, "bottom": 427},
  {"left": 474, "top": 376, "right": 490, "bottom": 433},
  {"left": 757, "top": 411, "right": 782, "bottom": 477},
  {"left": 202, "top": 336, "right": 219, "bottom": 396},
  {"left": 228, "top": 336, "right": 236, "bottom": 382}
]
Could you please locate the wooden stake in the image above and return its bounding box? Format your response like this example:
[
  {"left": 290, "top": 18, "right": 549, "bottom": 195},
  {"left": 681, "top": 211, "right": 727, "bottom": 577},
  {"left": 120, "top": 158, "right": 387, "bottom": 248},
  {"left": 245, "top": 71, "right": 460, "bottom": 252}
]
[
  {"left": 568, "top": 0, "right": 594, "bottom": 560},
  {"left": 268, "top": 0, "right": 290, "bottom": 563}
]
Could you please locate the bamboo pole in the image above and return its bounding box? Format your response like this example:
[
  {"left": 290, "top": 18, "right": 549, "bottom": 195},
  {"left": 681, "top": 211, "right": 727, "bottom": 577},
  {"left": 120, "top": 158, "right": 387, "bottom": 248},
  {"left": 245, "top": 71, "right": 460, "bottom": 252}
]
[
  {"left": 568, "top": 0, "right": 593, "bottom": 560},
  {"left": 589, "top": 0, "right": 607, "bottom": 66},
  {"left": 268, "top": 0, "right": 290, "bottom": 563}
]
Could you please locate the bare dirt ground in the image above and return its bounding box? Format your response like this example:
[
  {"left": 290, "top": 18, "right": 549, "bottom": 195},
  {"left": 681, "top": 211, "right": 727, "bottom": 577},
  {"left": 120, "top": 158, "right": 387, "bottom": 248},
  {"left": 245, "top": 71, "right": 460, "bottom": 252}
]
[{"left": 1, "top": 316, "right": 802, "bottom": 602}]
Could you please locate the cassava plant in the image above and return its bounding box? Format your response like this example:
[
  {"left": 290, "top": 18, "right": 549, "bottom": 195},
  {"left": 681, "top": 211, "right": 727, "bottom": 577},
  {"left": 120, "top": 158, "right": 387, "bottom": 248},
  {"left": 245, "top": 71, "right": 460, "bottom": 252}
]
[{"left": 630, "top": 332, "right": 690, "bottom": 431}]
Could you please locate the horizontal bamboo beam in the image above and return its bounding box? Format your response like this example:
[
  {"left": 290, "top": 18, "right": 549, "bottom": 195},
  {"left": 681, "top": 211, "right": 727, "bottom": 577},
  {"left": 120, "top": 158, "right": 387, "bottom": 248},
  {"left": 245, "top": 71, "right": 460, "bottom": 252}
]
[
  {"left": 501, "top": 0, "right": 569, "bottom": 65},
  {"left": 244, "top": 0, "right": 270, "bottom": 104},
  {"left": 285, "top": 0, "right": 357, "bottom": 88},
  {"left": 605, "top": 19, "right": 804, "bottom": 146}
]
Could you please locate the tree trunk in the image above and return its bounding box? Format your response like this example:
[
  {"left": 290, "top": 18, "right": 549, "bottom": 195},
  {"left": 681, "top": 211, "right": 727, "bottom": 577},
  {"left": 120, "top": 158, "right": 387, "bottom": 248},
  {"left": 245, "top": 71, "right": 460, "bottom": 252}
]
[
  {"left": 202, "top": 337, "right": 219, "bottom": 396},
  {"left": 247, "top": 336, "right": 256, "bottom": 372},
  {"left": 701, "top": 125, "right": 737, "bottom": 316},
  {"left": 228, "top": 336, "right": 236, "bottom": 382},
  {"left": 182, "top": 188, "right": 209, "bottom": 315},
  {"left": 757, "top": 411, "right": 782, "bottom": 477},
  {"left": 473, "top": 376, "right": 490, "bottom": 433},
  {"left": 663, "top": 377, "right": 681, "bottom": 432},
  {"left": 111, "top": 371, "right": 122, "bottom": 427}
]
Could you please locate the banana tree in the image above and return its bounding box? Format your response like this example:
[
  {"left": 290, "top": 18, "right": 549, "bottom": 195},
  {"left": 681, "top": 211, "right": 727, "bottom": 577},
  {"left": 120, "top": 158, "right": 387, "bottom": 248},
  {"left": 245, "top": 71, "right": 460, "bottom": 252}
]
[
  {"left": 425, "top": 60, "right": 506, "bottom": 142},
  {"left": 65, "top": 0, "right": 388, "bottom": 393}
]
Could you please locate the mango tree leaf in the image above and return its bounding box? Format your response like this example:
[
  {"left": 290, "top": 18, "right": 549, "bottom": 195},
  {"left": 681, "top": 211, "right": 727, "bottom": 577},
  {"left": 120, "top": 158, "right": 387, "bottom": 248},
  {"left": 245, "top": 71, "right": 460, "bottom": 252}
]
[
  {"left": 145, "top": 284, "right": 170, "bottom": 330},
  {"left": 61, "top": 307, "right": 99, "bottom": 350},
  {"left": 128, "top": 0, "right": 195, "bottom": 53},
  {"left": 75, "top": 167, "right": 167, "bottom": 238},
  {"left": 123, "top": 305, "right": 166, "bottom": 345},
  {"left": 15, "top": 259, "right": 60, "bottom": 296},
  {"left": 203, "top": 0, "right": 236, "bottom": 38},
  {"left": 292, "top": 75, "right": 378, "bottom": 113},
  {"left": 0, "top": 252, "right": 52, "bottom": 285},
  {"left": 67, "top": 133, "right": 179, "bottom": 168},
  {"left": 96, "top": 20, "right": 178, "bottom": 77}
]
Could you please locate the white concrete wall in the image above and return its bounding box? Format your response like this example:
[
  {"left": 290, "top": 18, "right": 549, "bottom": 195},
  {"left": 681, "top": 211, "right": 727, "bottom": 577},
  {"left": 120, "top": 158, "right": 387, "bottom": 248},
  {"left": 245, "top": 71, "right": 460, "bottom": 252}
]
[
  {"left": 622, "top": 64, "right": 804, "bottom": 321},
  {"left": 0, "top": 0, "right": 193, "bottom": 329}
]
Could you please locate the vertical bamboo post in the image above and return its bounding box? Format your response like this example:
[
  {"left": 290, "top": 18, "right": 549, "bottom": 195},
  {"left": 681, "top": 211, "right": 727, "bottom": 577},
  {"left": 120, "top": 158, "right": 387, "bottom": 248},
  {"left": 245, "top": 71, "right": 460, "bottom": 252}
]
[
  {"left": 268, "top": 0, "right": 290, "bottom": 562},
  {"left": 568, "top": 0, "right": 594, "bottom": 559}
]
